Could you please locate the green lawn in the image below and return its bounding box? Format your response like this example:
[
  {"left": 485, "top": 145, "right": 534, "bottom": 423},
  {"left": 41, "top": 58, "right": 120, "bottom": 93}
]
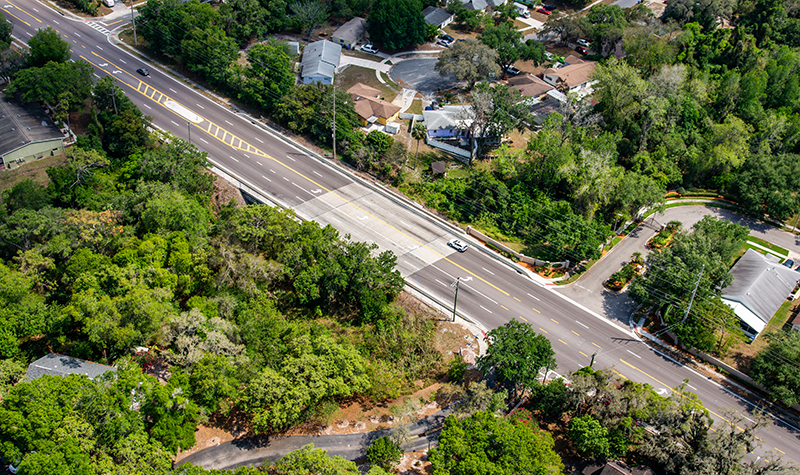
[{"left": 747, "top": 236, "right": 789, "bottom": 256}]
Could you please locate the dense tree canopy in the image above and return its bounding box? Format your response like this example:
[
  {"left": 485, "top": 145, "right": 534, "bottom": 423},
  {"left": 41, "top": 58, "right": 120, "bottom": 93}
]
[{"left": 367, "top": 0, "right": 426, "bottom": 50}]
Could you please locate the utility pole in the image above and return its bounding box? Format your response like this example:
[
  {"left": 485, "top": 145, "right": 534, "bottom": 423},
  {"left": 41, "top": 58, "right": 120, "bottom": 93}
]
[
  {"left": 332, "top": 82, "right": 336, "bottom": 161},
  {"left": 451, "top": 277, "right": 461, "bottom": 322},
  {"left": 187, "top": 122, "right": 191, "bottom": 145},
  {"left": 681, "top": 264, "right": 704, "bottom": 324},
  {"left": 793, "top": 213, "right": 800, "bottom": 233},
  {"left": 130, "top": 0, "right": 137, "bottom": 47}
]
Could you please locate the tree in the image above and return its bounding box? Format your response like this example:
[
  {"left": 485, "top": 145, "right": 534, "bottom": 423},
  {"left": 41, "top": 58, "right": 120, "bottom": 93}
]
[
  {"left": 411, "top": 122, "right": 427, "bottom": 169},
  {"left": 26, "top": 26, "right": 71, "bottom": 67},
  {"left": 479, "top": 22, "right": 544, "bottom": 76},
  {"left": 467, "top": 82, "right": 531, "bottom": 160},
  {"left": 477, "top": 320, "right": 556, "bottom": 400},
  {"left": 220, "top": 0, "right": 287, "bottom": 43},
  {"left": 751, "top": 331, "right": 800, "bottom": 406},
  {"left": 569, "top": 415, "right": 611, "bottom": 457},
  {"left": 272, "top": 444, "right": 361, "bottom": 475},
  {"left": 0, "top": 12, "right": 11, "bottom": 50},
  {"left": 240, "top": 40, "right": 295, "bottom": 110},
  {"left": 366, "top": 436, "right": 402, "bottom": 471},
  {"left": 6, "top": 61, "right": 93, "bottom": 107},
  {"left": 290, "top": 0, "right": 328, "bottom": 39},
  {"left": 137, "top": 134, "right": 214, "bottom": 198},
  {"left": 539, "top": 12, "right": 588, "bottom": 45},
  {"left": 368, "top": 0, "right": 426, "bottom": 50},
  {"left": 429, "top": 410, "right": 563, "bottom": 475},
  {"left": 456, "top": 380, "right": 508, "bottom": 415},
  {"left": 435, "top": 39, "right": 499, "bottom": 89},
  {"left": 592, "top": 58, "right": 647, "bottom": 129}
]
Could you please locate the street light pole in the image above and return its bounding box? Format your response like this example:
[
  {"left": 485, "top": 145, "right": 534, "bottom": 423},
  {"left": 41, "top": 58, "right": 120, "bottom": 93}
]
[
  {"left": 130, "top": 0, "right": 137, "bottom": 47},
  {"left": 452, "top": 277, "right": 460, "bottom": 322},
  {"left": 187, "top": 122, "right": 190, "bottom": 145}
]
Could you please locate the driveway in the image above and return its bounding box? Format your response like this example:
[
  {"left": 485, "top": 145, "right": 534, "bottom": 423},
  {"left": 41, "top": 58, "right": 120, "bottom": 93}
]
[
  {"left": 389, "top": 58, "right": 461, "bottom": 92},
  {"left": 553, "top": 203, "right": 800, "bottom": 326},
  {"left": 339, "top": 54, "right": 392, "bottom": 73}
]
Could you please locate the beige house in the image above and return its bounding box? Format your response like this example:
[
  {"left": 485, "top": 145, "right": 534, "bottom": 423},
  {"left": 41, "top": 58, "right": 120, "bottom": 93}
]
[
  {"left": 347, "top": 83, "right": 401, "bottom": 126},
  {"left": 508, "top": 73, "right": 554, "bottom": 99},
  {"left": 541, "top": 56, "right": 597, "bottom": 97},
  {"left": 0, "top": 95, "right": 65, "bottom": 171}
]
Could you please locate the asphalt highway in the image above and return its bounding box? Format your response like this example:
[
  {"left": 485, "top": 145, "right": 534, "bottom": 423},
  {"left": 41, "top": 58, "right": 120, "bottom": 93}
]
[{"left": 3, "top": 1, "right": 799, "bottom": 465}]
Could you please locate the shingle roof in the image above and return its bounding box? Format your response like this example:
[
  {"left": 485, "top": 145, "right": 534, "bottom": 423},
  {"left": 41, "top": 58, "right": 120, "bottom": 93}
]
[
  {"left": 422, "top": 6, "right": 454, "bottom": 26},
  {"left": 347, "top": 83, "right": 401, "bottom": 121},
  {"left": 723, "top": 249, "right": 800, "bottom": 328},
  {"left": 25, "top": 353, "right": 117, "bottom": 381},
  {"left": 461, "top": 0, "right": 488, "bottom": 10},
  {"left": 332, "top": 17, "right": 366, "bottom": 44},
  {"left": 508, "top": 73, "right": 554, "bottom": 98},
  {"left": 542, "top": 60, "right": 596, "bottom": 89},
  {"left": 422, "top": 105, "right": 473, "bottom": 131},
  {"left": 302, "top": 40, "right": 342, "bottom": 79},
  {"left": 0, "top": 96, "right": 64, "bottom": 157}
]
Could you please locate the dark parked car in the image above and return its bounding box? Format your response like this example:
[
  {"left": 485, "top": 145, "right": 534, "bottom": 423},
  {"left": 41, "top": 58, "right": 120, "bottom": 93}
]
[
  {"left": 575, "top": 46, "right": 588, "bottom": 55},
  {"left": 440, "top": 33, "right": 455, "bottom": 42},
  {"left": 136, "top": 67, "right": 149, "bottom": 76},
  {"left": 784, "top": 259, "right": 795, "bottom": 268},
  {"left": 542, "top": 4, "right": 557, "bottom": 9}
]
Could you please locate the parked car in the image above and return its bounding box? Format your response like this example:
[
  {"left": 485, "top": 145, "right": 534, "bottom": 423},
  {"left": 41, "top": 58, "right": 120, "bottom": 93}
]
[
  {"left": 544, "top": 51, "right": 554, "bottom": 60},
  {"left": 542, "top": 3, "right": 557, "bottom": 9},
  {"left": 506, "top": 65, "right": 521, "bottom": 76},
  {"left": 440, "top": 33, "right": 455, "bottom": 42},
  {"left": 575, "top": 46, "right": 588, "bottom": 54},
  {"left": 536, "top": 6, "right": 551, "bottom": 14},
  {"left": 784, "top": 259, "right": 795, "bottom": 268},
  {"left": 437, "top": 39, "right": 452, "bottom": 47},
  {"left": 577, "top": 38, "right": 591, "bottom": 48},
  {"left": 136, "top": 67, "right": 149, "bottom": 76},
  {"left": 360, "top": 44, "right": 378, "bottom": 54},
  {"left": 448, "top": 239, "right": 468, "bottom": 252}
]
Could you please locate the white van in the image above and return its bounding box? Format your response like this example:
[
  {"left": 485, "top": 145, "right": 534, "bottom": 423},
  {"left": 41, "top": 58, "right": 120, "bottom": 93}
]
[
  {"left": 103, "top": 0, "right": 115, "bottom": 7},
  {"left": 514, "top": 2, "right": 530, "bottom": 17}
]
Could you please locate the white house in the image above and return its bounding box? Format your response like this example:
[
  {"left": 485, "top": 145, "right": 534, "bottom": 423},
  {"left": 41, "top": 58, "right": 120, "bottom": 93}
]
[
  {"left": 722, "top": 249, "right": 800, "bottom": 339},
  {"left": 541, "top": 56, "right": 597, "bottom": 98},
  {"left": 301, "top": 40, "right": 342, "bottom": 85}
]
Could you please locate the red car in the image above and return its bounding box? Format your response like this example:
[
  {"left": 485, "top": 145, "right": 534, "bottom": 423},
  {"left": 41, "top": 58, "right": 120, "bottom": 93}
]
[
  {"left": 537, "top": 6, "right": 551, "bottom": 14},
  {"left": 575, "top": 46, "right": 588, "bottom": 54}
]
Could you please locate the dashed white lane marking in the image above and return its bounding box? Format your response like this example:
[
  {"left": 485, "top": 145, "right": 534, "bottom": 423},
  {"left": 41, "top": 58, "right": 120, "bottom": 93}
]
[
  {"left": 143, "top": 104, "right": 151, "bottom": 109},
  {"left": 287, "top": 155, "right": 296, "bottom": 161},
  {"left": 479, "top": 305, "right": 493, "bottom": 314},
  {"left": 169, "top": 88, "right": 177, "bottom": 93},
  {"left": 199, "top": 138, "right": 208, "bottom": 144},
  {"left": 74, "top": 32, "right": 80, "bottom": 37},
  {"left": 626, "top": 350, "right": 641, "bottom": 359},
  {"left": 575, "top": 321, "right": 589, "bottom": 329},
  {"left": 527, "top": 293, "right": 540, "bottom": 301},
  {"left": 282, "top": 177, "right": 289, "bottom": 181},
  {"left": 482, "top": 267, "right": 495, "bottom": 275},
  {"left": 230, "top": 156, "right": 239, "bottom": 162},
  {"left": 97, "top": 45, "right": 103, "bottom": 50},
  {"left": 171, "top": 120, "right": 179, "bottom": 126},
  {"left": 225, "top": 120, "right": 233, "bottom": 125},
  {"left": 255, "top": 137, "right": 264, "bottom": 143},
  {"left": 261, "top": 175, "right": 271, "bottom": 182},
  {"left": 196, "top": 104, "right": 204, "bottom": 109},
  {"left": 435, "top": 279, "right": 448, "bottom": 287},
  {"left": 118, "top": 58, "right": 125, "bottom": 63},
  {"left": 256, "top": 161, "right": 263, "bottom": 166},
  {"left": 296, "top": 195, "right": 303, "bottom": 201},
  {"left": 463, "top": 283, "right": 498, "bottom": 305},
  {"left": 269, "top": 169, "right": 276, "bottom": 173},
  {"left": 687, "top": 384, "right": 697, "bottom": 390},
  {"left": 243, "top": 154, "right": 249, "bottom": 158},
  {"left": 25, "top": 31, "right": 32, "bottom": 37},
  {"left": 313, "top": 170, "right": 323, "bottom": 177},
  {"left": 292, "top": 183, "right": 310, "bottom": 194}
]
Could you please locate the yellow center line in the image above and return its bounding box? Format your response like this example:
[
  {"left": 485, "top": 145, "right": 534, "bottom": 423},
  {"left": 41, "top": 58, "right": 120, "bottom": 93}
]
[
  {"left": 6, "top": 1, "right": 41, "bottom": 22},
  {"left": 550, "top": 318, "right": 559, "bottom": 324},
  {"left": 559, "top": 339, "right": 567, "bottom": 345},
  {"left": 571, "top": 330, "right": 580, "bottom": 336},
  {"left": 539, "top": 327, "right": 548, "bottom": 334},
  {"left": 513, "top": 296, "right": 521, "bottom": 302},
  {"left": 592, "top": 342, "right": 602, "bottom": 349},
  {"left": 107, "top": 19, "right": 124, "bottom": 25},
  {"left": 612, "top": 369, "right": 627, "bottom": 380},
  {"left": 533, "top": 307, "right": 541, "bottom": 313},
  {"left": 85, "top": 51, "right": 512, "bottom": 296},
  {"left": 501, "top": 305, "right": 508, "bottom": 311},
  {"left": 82, "top": 44, "right": 86, "bottom": 48},
  {"left": 518, "top": 316, "right": 527, "bottom": 322},
  {"left": 580, "top": 351, "right": 588, "bottom": 358},
  {"left": 776, "top": 447, "right": 786, "bottom": 455},
  {"left": 0, "top": 7, "right": 31, "bottom": 27},
  {"left": 619, "top": 359, "right": 747, "bottom": 432}
]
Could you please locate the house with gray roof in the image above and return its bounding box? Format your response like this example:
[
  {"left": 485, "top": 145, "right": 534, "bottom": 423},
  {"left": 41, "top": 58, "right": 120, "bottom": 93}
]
[
  {"left": 422, "top": 105, "right": 474, "bottom": 138},
  {"left": 301, "top": 40, "right": 342, "bottom": 85},
  {"left": 422, "top": 6, "right": 455, "bottom": 29},
  {"left": 25, "top": 353, "right": 117, "bottom": 381},
  {"left": 461, "top": 0, "right": 488, "bottom": 11},
  {"left": 0, "top": 95, "right": 65, "bottom": 171},
  {"left": 722, "top": 249, "right": 800, "bottom": 339},
  {"left": 332, "top": 17, "right": 367, "bottom": 48}
]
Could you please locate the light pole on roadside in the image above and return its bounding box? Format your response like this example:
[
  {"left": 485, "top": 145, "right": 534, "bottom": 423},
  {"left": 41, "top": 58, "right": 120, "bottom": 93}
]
[
  {"left": 450, "top": 276, "right": 472, "bottom": 322},
  {"left": 130, "top": 0, "right": 137, "bottom": 46}
]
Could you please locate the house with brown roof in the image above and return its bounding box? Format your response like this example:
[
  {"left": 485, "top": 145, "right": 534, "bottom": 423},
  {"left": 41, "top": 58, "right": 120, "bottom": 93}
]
[
  {"left": 508, "top": 73, "right": 554, "bottom": 99},
  {"left": 541, "top": 56, "right": 597, "bottom": 98},
  {"left": 347, "top": 83, "right": 401, "bottom": 126}
]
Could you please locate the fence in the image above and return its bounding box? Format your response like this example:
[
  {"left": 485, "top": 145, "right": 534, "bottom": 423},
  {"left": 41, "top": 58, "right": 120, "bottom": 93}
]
[
  {"left": 467, "top": 226, "right": 569, "bottom": 269},
  {"left": 425, "top": 137, "right": 471, "bottom": 164},
  {"left": 400, "top": 113, "right": 424, "bottom": 121}
]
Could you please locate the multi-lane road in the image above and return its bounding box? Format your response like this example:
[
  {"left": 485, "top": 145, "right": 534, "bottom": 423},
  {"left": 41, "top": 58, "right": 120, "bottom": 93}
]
[{"left": 2, "top": 1, "right": 799, "bottom": 464}]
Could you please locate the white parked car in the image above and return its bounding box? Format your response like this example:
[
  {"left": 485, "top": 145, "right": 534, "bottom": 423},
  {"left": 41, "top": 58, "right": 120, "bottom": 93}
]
[
  {"left": 506, "top": 65, "right": 521, "bottom": 76},
  {"left": 577, "top": 38, "right": 591, "bottom": 48},
  {"left": 360, "top": 44, "right": 378, "bottom": 54},
  {"left": 448, "top": 239, "right": 468, "bottom": 252}
]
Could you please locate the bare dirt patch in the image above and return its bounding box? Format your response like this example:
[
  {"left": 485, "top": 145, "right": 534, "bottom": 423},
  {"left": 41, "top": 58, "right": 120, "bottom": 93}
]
[{"left": 0, "top": 154, "right": 67, "bottom": 192}]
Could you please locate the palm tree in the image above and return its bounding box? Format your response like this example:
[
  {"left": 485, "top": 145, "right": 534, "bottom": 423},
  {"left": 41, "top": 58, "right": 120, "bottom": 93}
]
[{"left": 411, "top": 122, "right": 427, "bottom": 170}]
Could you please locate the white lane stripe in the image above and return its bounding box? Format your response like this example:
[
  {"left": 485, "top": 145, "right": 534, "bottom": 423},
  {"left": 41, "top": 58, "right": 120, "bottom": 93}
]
[
  {"left": 482, "top": 267, "right": 495, "bottom": 275},
  {"left": 261, "top": 175, "right": 271, "bottom": 182},
  {"left": 230, "top": 156, "right": 239, "bottom": 162},
  {"left": 225, "top": 120, "right": 233, "bottom": 125},
  {"left": 199, "top": 138, "right": 208, "bottom": 144},
  {"left": 196, "top": 104, "right": 204, "bottom": 109},
  {"left": 171, "top": 120, "right": 179, "bottom": 126},
  {"left": 527, "top": 293, "right": 540, "bottom": 301},
  {"left": 313, "top": 170, "right": 323, "bottom": 177},
  {"left": 255, "top": 137, "right": 264, "bottom": 143},
  {"left": 575, "top": 321, "right": 589, "bottom": 329},
  {"left": 143, "top": 104, "right": 151, "bottom": 109},
  {"left": 435, "top": 279, "right": 448, "bottom": 287},
  {"left": 463, "top": 283, "right": 498, "bottom": 305},
  {"left": 269, "top": 169, "right": 276, "bottom": 173},
  {"left": 404, "top": 261, "right": 420, "bottom": 272},
  {"left": 626, "top": 350, "right": 641, "bottom": 359},
  {"left": 97, "top": 45, "right": 103, "bottom": 50},
  {"left": 118, "top": 58, "right": 125, "bottom": 63},
  {"left": 169, "top": 88, "right": 177, "bottom": 93},
  {"left": 479, "top": 305, "right": 493, "bottom": 314},
  {"left": 287, "top": 155, "right": 296, "bottom": 161},
  {"left": 257, "top": 161, "right": 263, "bottom": 166},
  {"left": 296, "top": 195, "right": 303, "bottom": 201},
  {"left": 282, "top": 177, "right": 289, "bottom": 181},
  {"left": 292, "top": 182, "right": 310, "bottom": 194},
  {"left": 243, "top": 154, "right": 249, "bottom": 158}
]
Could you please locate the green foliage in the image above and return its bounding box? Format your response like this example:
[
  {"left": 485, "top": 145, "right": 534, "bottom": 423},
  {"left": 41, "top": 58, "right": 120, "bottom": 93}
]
[
  {"left": 7, "top": 61, "right": 93, "bottom": 108},
  {"left": 0, "top": 12, "right": 11, "bottom": 50},
  {"left": 26, "top": 26, "right": 71, "bottom": 68},
  {"left": 477, "top": 320, "right": 556, "bottom": 400},
  {"left": 569, "top": 415, "right": 611, "bottom": 457},
  {"left": 435, "top": 39, "right": 499, "bottom": 89},
  {"left": 366, "top": 436, "right": 402, "bottom": 470},
  {"left": 368, "top": 0, "right": 427, "bottom": 50},
  {"left": 289, "top": 0, "right": 328, "bottom": 38},
  {"left": 447, "top": 355, "right": 467, "bottom": 381},
  {"left": 479, "top": 22, "right": 544, "bottom": 75},
  {"left": 429, "top": 410, "right": 564, "bottom": 475},
  {"left": 751, "top": 331, "right": 800, "bottom": 406},
  {"left": 271, "top": 444, "right": 360, "bottom": 475}
]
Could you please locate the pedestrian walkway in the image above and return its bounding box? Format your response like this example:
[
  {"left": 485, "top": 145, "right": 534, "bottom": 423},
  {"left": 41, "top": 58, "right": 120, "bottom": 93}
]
[{"left": 85, "top": 21, "right": 112, "bottom": 35}]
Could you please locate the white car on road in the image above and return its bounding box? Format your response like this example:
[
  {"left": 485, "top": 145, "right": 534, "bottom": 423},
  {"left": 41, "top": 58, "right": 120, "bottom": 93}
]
[{"left": 448, "top": 239, "right": 468, "bottom": 252}]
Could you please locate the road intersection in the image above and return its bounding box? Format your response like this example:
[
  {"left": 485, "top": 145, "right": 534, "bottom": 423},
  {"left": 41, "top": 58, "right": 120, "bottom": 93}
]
[{"left": 2, "top": 1, "right": 799, "bottom": 464}]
